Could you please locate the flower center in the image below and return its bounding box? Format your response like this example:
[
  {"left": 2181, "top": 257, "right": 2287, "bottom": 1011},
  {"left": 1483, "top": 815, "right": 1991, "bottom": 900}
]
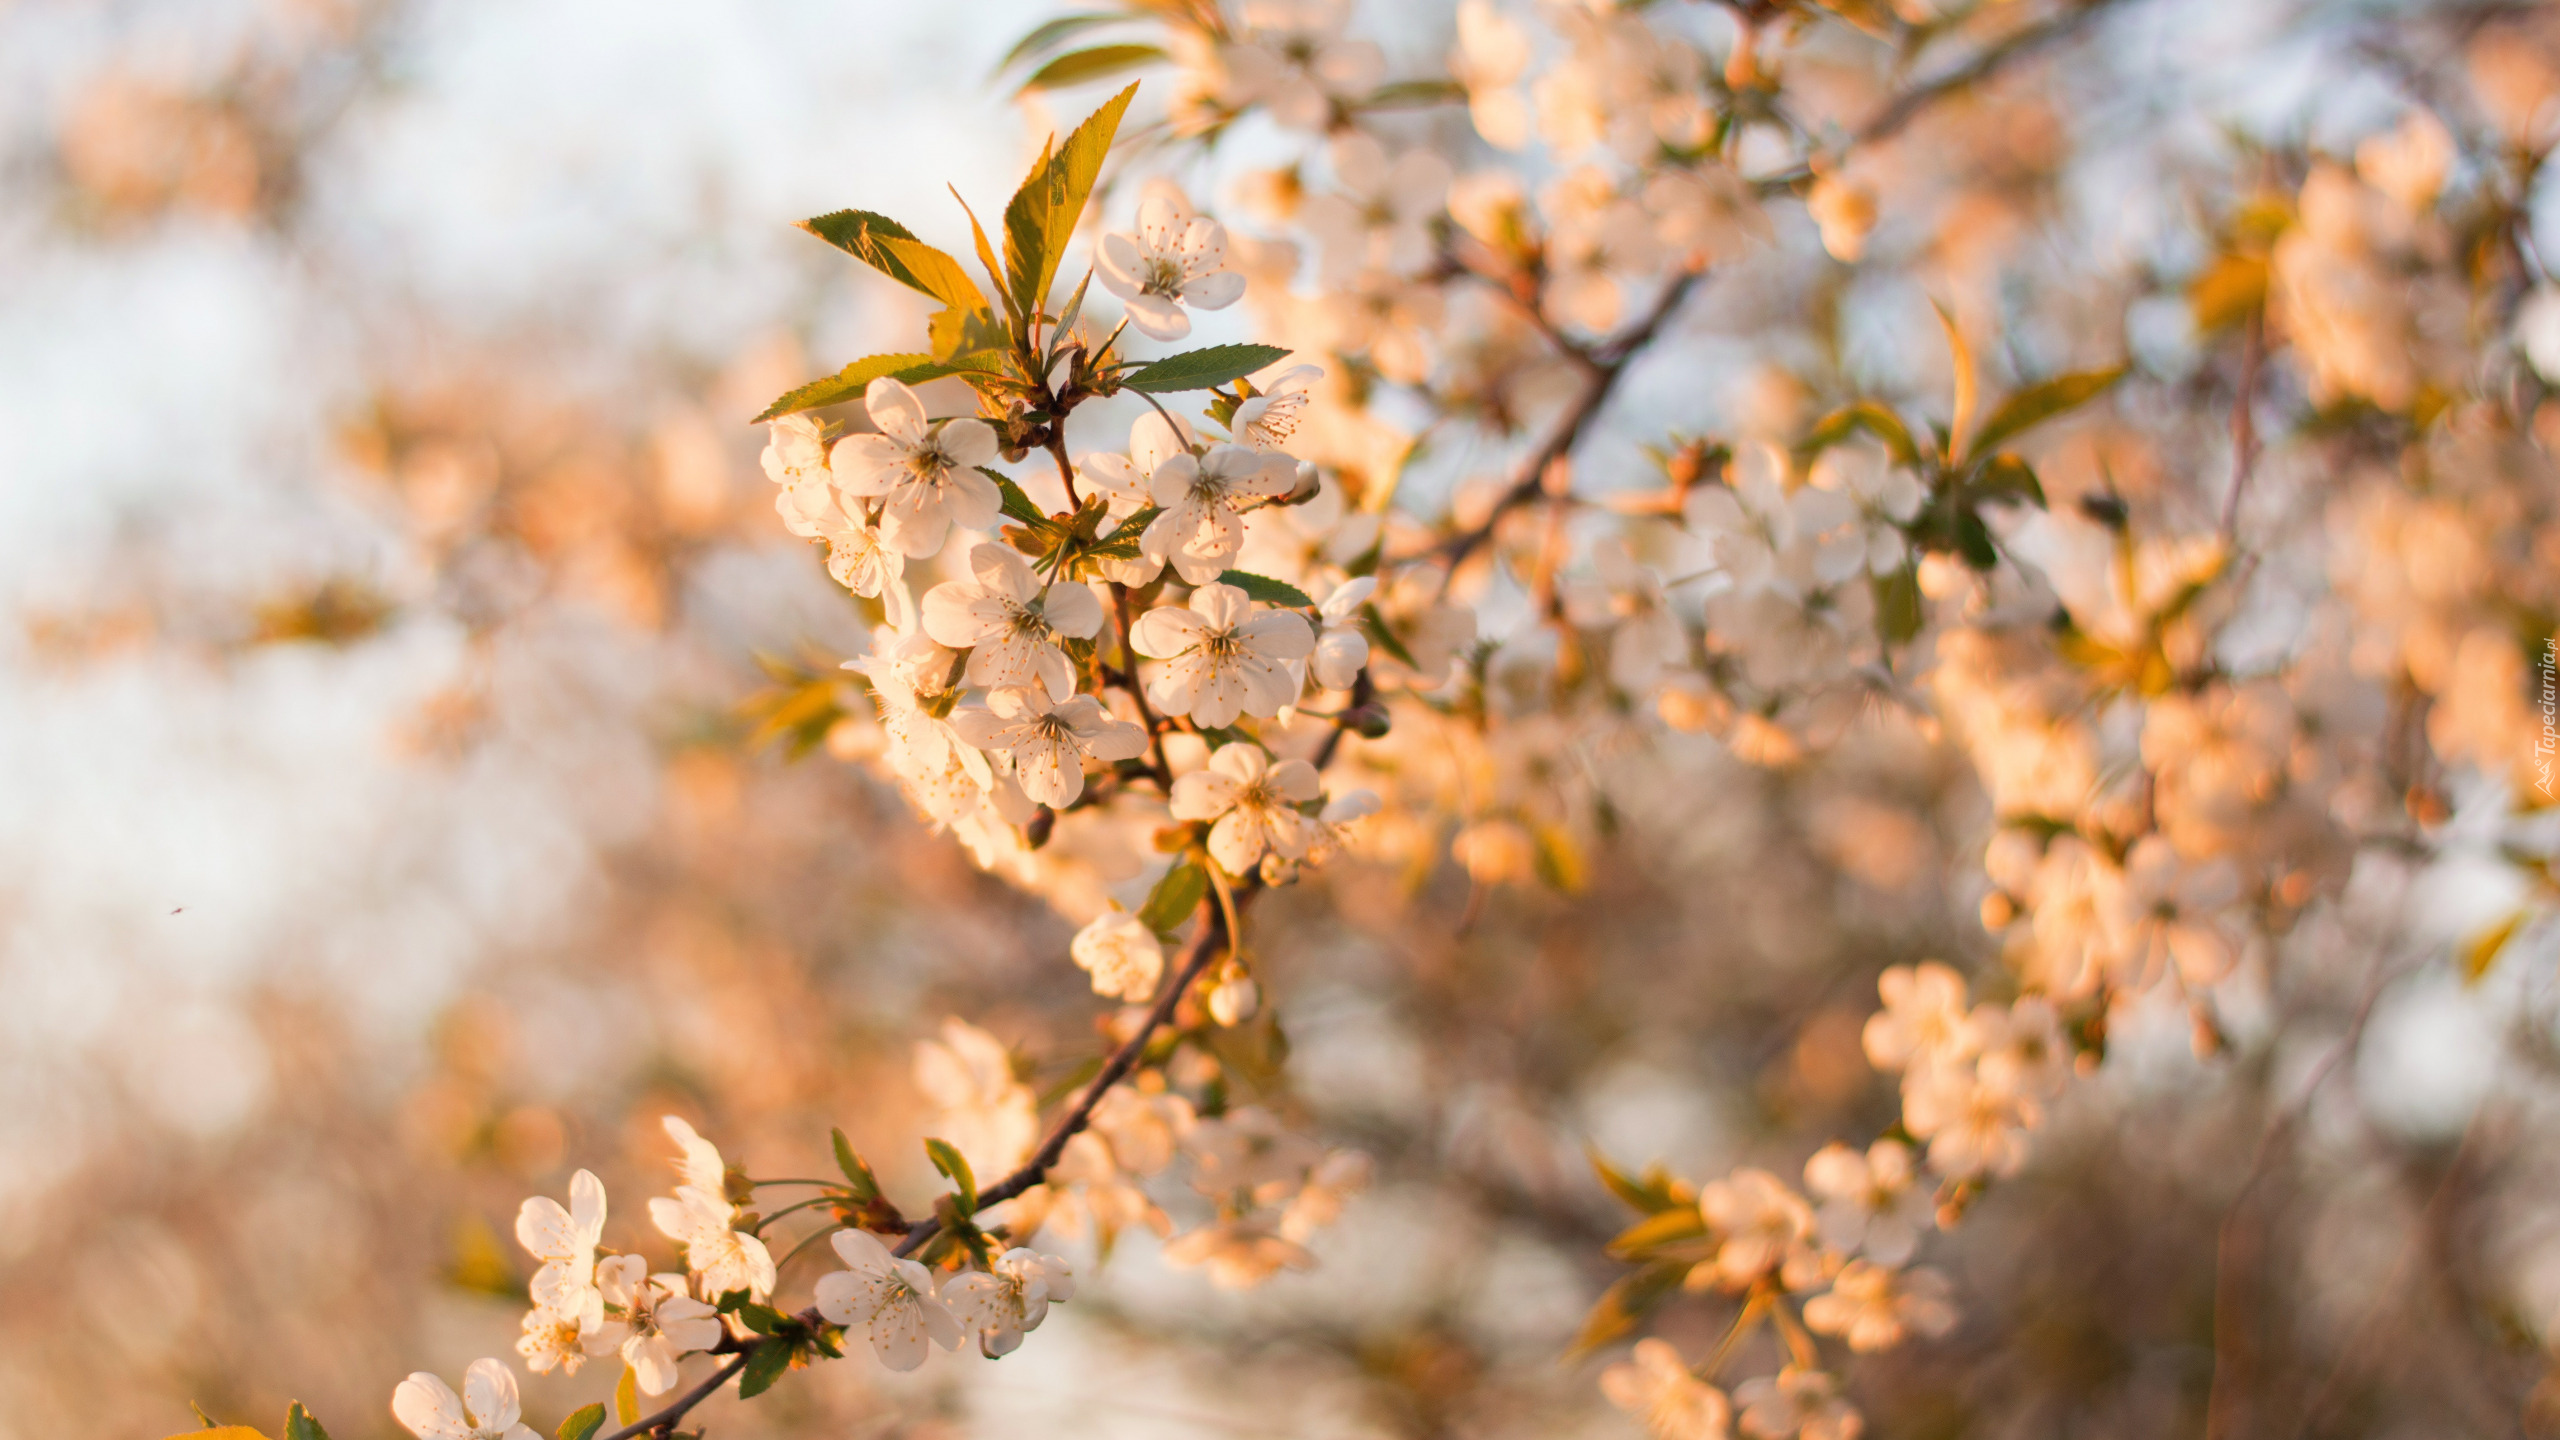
[{"left": 1142, "top": 255, "right": 1187, "bottom": 296}]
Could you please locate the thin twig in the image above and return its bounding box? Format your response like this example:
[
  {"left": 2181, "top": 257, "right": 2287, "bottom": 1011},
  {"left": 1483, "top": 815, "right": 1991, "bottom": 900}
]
[{"left": 1853, "top": 0, "right": 2127, "bottom": 147}]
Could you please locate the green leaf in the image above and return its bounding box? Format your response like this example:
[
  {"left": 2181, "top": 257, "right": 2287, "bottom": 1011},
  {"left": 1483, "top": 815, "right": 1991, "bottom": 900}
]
[
  {"left": 925, "top": 1137, "right": 979, "bottom": 1212},
  {"left": 831, "top": 1127, "right": 881, "bottom": 1202},
  {"left": 1607, "top": 1206, "right": 1707, "bottom": 1258},
  {"left": 1569, "top": 1263, "right": 1686, "bottom": 1358},
  {"left": 2464, "top": 910, "right": 2529, "bottom": 984},
  {"left": 1359, "top": 78, "right": 1467, "bottom": 108},
  {"left": 736, "top": 1301, "right": 789, "bottom": 1335},
  {"left": 929, "top": 306, "right": 1012, "bottom": 367},
  {"left": 1874, "top": 564, "right": 1923, "bottom": 645},
  {"left": 801, "top": 211, "right": 983, "bottom": 313},
  {"left": 1216, "top": 570, "right": 1315, "bottom": 609},
  {"left": 1969, "top": 367, "right": 2125, "bottom": 457},
  {"left": 1798, "top": 400, "right": 1920, "bottom": 468},
  {"left": 1139, "top": 861, "right": 1209, "bottom": 936},
  {"left": 1019, "top": 43, "right": 1166, "bottom": 94},
  {"left": 1004, "top": 83, "right": 1139, "bottom": 324},
  {"left": 997, "top": 11, "right": 1131, "bottom": 73},
  {"left": 950, "top": 186, "right": 1020, "bottom": 331},
  {"left": 1970, "top": 453, "right": 2047, "bottom": 509},
  {"left": 1587, "top": 1147, "right": 1690, "bottom": 1214},
  {"left": 613, "top": 1366, "right": 639, "bottom": 1427},
  {"left": 986, "top": 471, "right": 1048, "bottom": 527},
  {"left": 754, "top": 353, "right": 951, "bottom": 423},
  {"left": 1121, "top": 343, "right": 1293, "bottom": 394},
  {"left": 1955, "top": 507, "right": 1999, "bottom": 570},
  {"left": 736, "top": 1338, "right": 794, "bottom": 1400},
  {"left": 554, "top": 1404, "right": 605, "bottom": 1440},
  {"left": 281, "top": 1405, "right": 331, "bottom": 1440}
]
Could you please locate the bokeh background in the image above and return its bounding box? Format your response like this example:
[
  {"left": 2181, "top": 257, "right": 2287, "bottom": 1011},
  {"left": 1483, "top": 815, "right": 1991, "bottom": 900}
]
[{"left": 7, "top": 1, "right": 2560, "bottom": 1438}]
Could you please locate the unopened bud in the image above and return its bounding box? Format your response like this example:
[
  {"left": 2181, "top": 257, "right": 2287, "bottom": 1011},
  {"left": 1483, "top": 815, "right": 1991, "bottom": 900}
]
[
  {"left": 1024, "top": 806, "right": 1056, "bottom": 849},
  {"left": 1347, "top": 703, "right": 1392, "bottom": 739}
]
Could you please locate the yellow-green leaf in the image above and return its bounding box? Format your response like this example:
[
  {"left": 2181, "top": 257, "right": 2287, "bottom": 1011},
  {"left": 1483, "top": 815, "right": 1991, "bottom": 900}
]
[
  {"left": 1018, "top": 43, "right": 1166, "bottom": 94},
  {"left": 754, "top": 353, "right": 950, "bottom": 423},
  {"left": 2464, "top": 910, "right": 2530, "bottom": 984},
  {"left": 1568, "top": 1263, "right": 1686, "bottom": 1357},
  {"left": 555, "top": 1405, "right": 605, "bottom": 1440},
  {"left": 1139, "top": 861, "right": 1210, "bottom": 936},
  {"left": 614, "top": 1366, "right": 639, "bottom": 1427},
  {"left": 2189, "top": 253, "right": 2268, "bottom": 334},
  {"left": 801, "top": 210, "right": 987, "bottom": 314},
  {"left": 1003, "top": 83, "right": 1138, "bottom": 323},
  {"left": 1608, "top": 1206, "right": 1707, "bottom": 1258},
  {"left": 1969, "top": 368, "right": 2124, "bottom": 458}
]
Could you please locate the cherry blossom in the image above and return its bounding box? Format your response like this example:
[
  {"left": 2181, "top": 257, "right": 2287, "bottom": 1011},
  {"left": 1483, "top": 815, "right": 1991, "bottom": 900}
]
[
  {"left": 391, "top": 1359, "right": 540, "bottom": 1440},
  {"left": 813, "top": 1228, "right": 962, "bottom": 1371},
  {"left": 1170, "top": 743, "right": 1323, "bottom": 875},
  {"left": 595, "top": 1255, "right": 723, "bottom": 1396},
  {"left": 1130, "top": 583, "right": 1314, "bottom": 727},
  {"left": 942, "top": 1248, "right": 1077, "bottom": 1357},
  {"left": 1142, "top": 444, "right": 1297, "bottom": 585},
  {"left": 1801, "top": 1140, "right": 1932, "bottom": 1267},
  {"left": 1232, "top": 364, "right": 1324, "bottom": 452},
  {"left": 914, "top": 1017, "right": 1037, "bottom": 1176},
  {"left": 827, "top": 376, "right": 1001, "bottom": 558},
  {"left": 1859, "top": 963, "right": 1973, "bottom": 1075},
  {"left": 1602, "top": 1339, "right": 1733, "bottom": 1440},
  {"left": 513, "top": 1168, "right": 604, "bottom": 1319},
  {"left": 1300, "top": 132, "right": 1452, "bottom": 282},
  {"left": 1096, "top": 190, "right": 1246, "bottom": 341},
  {"left": 1734, "top": 1367, "right": 1863, "bottom": 1440},
  {"left": 1070, "top": 905, "right": 1166, "bottom": 1001},
  {"left": 922, "top": 544, "right": 1105, "bottom": 702},
  {"left": 1308, "top": 575, "right": 1374, "bottom": 691},
  {"left": 1804, "top": 1262, "right": 1957, "bottom": 1353},
  {"left": 1693, "top": 1168, "right": 1820, "bottom": 1292}
]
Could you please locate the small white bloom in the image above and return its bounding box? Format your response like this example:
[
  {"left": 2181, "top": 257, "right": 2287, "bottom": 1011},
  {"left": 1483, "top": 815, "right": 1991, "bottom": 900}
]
[
  {"left": 513, "top": 1168, "right": 605, "bottom": 1318},
  {"left": 1801, "top": 1139, "right": 1932, "bottom": 1267},
  {"left": 648, "top": 1185, "right": 777, "bottom": 1302},
  {"left": 914, "top": 1017, "right": 1038, "bottom": 1176},
  {"left": 1279, "top": 1149, "right": 1372, "bottom": 1241},
  {"left": 1089, "top": 1084, "right": 1197, "bottom": 1175},
  {"left": 1803, "top": 1261, "right": 1958, "bottom": 1353},
  {"left": 827, "top": 377, "right": 1001, "bottom": 558},
  {"left": 1860, "top": 962, "right": 1973, "bottom": 1075},
  {"left": 942, "top": 1247, "right": 1077, "bottom": 1357},
  {"left": 1070, "top": 905, "right": 1166, "bottom": 1001},
  {"left": 813, "top": 1227, "right": 963, "bottom": 1371},
  {"left": 1227, "top": 0, "right": 1385, "bottom": 131},
  {"left": 950, "top": 688, "right": 1146, "bottom": 809},
  {"left": 1601, "top": 1338, "right": 1733, "bottom": 1440},
  {"left": 1232, "top": 364, "right": 1325, "bottom": 451},
  {"left": 1300, "top": 132, "right": 1451, "bottom": 281},
  {"left": 1170, "top": 743, "right": 1324, "bottom": 875},
  {"left": 1807, "top": 439, "right": 1925, "bottom": 576},
  {"left": 1142, "top": 444, "right": 1297, "bottom": 585},
  {"left": 596, "top": 1254, "right": 724, "bottom": 1396},
  {"left": 921, "top": 543, "right": 1106, "bottom": 702},
  {"left": 1130, "top": 582, "right": 1314, "bottom": 727},
  {"left": 1734, "top": 1366, "right": 1862, "bottom": 1440},
  {"left": 1161, "top": 1216, "right": 1318, "bottom": 1288},
  {"left": 1096, "top": 192, "right": 1246, "bottom": 341},
  {"left": 759, "top": 413, "right": 827, "bottom": 488},
  {"left": 778, "top": 480, "right": 907, "bottom": 609},
  {"left": 391, "top": 1359, "right": 540, "bottom": 1440},
  {"left": 1694, "top": 1168, "right": 1819, "bottom": 1292},
  {"left": 1308, "top": 576, "right": 1374, "bottom": 691}
]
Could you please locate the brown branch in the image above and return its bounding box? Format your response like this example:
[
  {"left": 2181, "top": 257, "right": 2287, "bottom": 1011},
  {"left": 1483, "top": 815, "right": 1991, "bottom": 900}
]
[{"left": 2220, "top": 276, "right": 2266, "bottom": 545}]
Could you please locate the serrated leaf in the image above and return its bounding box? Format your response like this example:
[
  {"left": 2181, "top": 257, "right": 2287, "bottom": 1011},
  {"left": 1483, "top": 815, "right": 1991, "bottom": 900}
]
[
  {"left": 929, "top": 306, "right": 1012, "bottom": 367},
  {"left": 613, "top": 1366, "right": 639, "bottom": 1427},
  {"left": 1121, "top": 343, "right": 1293, "bottom": 393},
  {"left": 1139, "top": 861, "right": 1209, "bottom": 936},
  {"left": 1568, "top": 1263, "right": 1686, "bottom": 1357},
  {"left": 2464, "top": 910, "right": 2529, "bottom": 984},
  {"left": 951, "top": 186, "right": 1020, "bottom": 331},
  {"left": 1607, "top": 1206, "right": 1707, "bottom": 1258},
  {"left": 283, "top": 1404, "right": 331, "bottom": 1440},
  {"left": 555, "top": 1404, "right": 605, "bottom": 1440},
  {"left": 1970, "top": 367, "right": 2124, "bottom": 457},
  {"left": 754, "top": 353, "right": 951, "bottom": 422},
  {"left": 831, "top": 1127, "right": 881, "bottom": 1202},
  {"left": 1215, "top": 570, "right": 1314, "bottom": 608},
  {"left": 997, "top": 11, "right": 1131, "bottom": 73},
  {"left": 1004, "top": 83, "right": 1138, "bottom": 324},
  {"left": 985, "top": 471, "right": 1048, "bottom": 527},
  {"left": 803, "top": 211, "right": 960, "bottom": 305},
  {"left": 925, "top": 1137, "right": 979, "bottom": 1212},
  {"left": 736, "top": 1338, "right": 795, "bottom": 1400},
  {"left": 1019, "top": 43, "right": 1166, "bottom": 94},
  {"left": 877, "top": 235, "right": 989, "bottom": 314},
  {"left": 1798, "top": 400, "right": 1919, "bottom": 468}
]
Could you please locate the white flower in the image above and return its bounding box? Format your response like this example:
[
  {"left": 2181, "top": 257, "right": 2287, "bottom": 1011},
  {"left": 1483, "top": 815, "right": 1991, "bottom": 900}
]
[
  {"left": 778, "top": 480, "right": 906, "bottom": 610},
  {"left": 1803, "top": 1261, "right": 1957, "bottom": 1353},
  {"left": 1685, "top": 443, "right": 1862, "bottom": 595},
  {"left": 1089, "top": 1083, "right": 1196, "bottom": 1175},
  {"left": 921, "top": 543, "right": 1105, "bottom": 703},
  {"left": 1142, "top": 444, "right": 1297, "bottom": 584},
  {"left": 1079, "top": 411, "right": 1197, "bottom": 514},
  {"left": 1801, "top": 1140, "right": 1932, "bottom": 1267},
  {"left": 595, "top": 1255, "right": 723, "bottom": 1396},
  {"left": 2106, "top": 835, "right": 2241, "bottom": 990},
  {"left": 514, "top": 1168, "right": 605, "bottom": 1319},
  {"left": 1279, "top": 1149, "right": 1372, "bottom": 1242},
  {"left": 1161, "top": 1216, "right": 1318, "bottom": 1288},
  {"left": 1565, "top": 538, "right": 1685, "bottom": 690},
  {"left": 1308, "top": 576, "right": 1374, "bottom": 691},
  {"left": 391, "top": 1359, "right": 540, "bottom": 1440},
  {"left": 1807, "top": 439, "right": 1924, "bottom": 575},
  {"left": 1300, "top": 132, "right": 1451, "bottom": 281},
  {"left": 1185, "top": 1105, "right": 1323, "bottom": 1195},
  {"left": 914, "top": 1017, "right": 1038, "bottom": 1176},
  {"left": 1900, "top": 1065, "right": 2039, "bottom": 1181},
  {"left": 1096, "top": 191, "right": 1246, "bottom": 341},
  {"left": 1009, "top": 1131, "right": 1172, "bottom": 1247},
  {"left": 648, "top": 1186, "right": 777, "bottom": 1302},
  {"left": 942, "top": 1247, "right": 1077, "bottom": 1357},
  {"left": 1130, "top": 582, "right": 1314, "bottom": 727},
  {"left": 513, "top": 1301, "right": 604, "bottom": 1378},
  {"left": 1966, "top": 997, "right": 2070, "bottom": 1100},
  {"left": 814, "top": 1227, "right": 962, "bottom": 1371},
  {"left": 1227, "top": 0, "right": 1384, "bottom": 131},
  {"left": 827, "top": 377, "right": 1001, "bottom": 558},
  {"left": 1232, "top": 363, "right": 1324, "bottom": 452},
  {"left": 1601, "top": 1338, "right": 1733, "bottom": 1440},
  {"left": 1860, "top": 963, "right": 1973, "bottom": 1075},
  {"left": 1694, "top": 1168, "right": 1819, "bottom": 1292},
  {"left": 759, "top": 413, "right": 828, "bottom": 488},
  {"left": 1070, "top": 905, "right": 1166, "bottom": 1001},
  {"left": 1451, "top": 0, "right": 1533, "bottom": 151},
  {"left": 950, "top": 688, "right": 1146, "bottom": 809},
  {"left": 1734, "top": 1367, "right": 1862, "bottom": 1440},
  {"left": 1170, "top": 743, "right": 1323, "bottom": 875}
]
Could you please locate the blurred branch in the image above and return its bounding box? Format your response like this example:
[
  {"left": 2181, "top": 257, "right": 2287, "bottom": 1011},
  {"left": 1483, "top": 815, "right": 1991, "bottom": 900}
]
[{"left": 1855, "top": 0, "right": 2132, "bottom": 147}]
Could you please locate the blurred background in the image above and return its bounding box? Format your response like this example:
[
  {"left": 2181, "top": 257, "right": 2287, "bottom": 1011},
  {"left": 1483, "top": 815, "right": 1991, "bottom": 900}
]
[{"left": 6, "top": 1, "right": 2560, "bottom": 1438}]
